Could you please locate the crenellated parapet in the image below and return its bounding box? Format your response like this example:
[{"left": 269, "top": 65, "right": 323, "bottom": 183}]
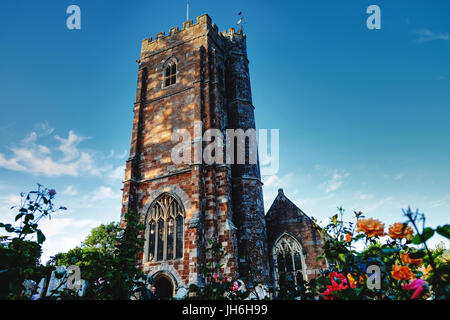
[{"left": 140, "top": 13, "right": 246, "bottom": 59}]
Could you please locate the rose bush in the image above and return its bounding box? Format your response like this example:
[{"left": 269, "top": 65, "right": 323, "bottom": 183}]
[{"left": 309, "top": 207, "right": 449, "bottom": 300}]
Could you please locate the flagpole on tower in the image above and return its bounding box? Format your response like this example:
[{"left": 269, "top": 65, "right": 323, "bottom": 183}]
[
  {"left": 187, "top": 1, "right": 190, "bottom": 21},
  {"left": 237, "top": 11, "right": 243, "bottom": 32}
]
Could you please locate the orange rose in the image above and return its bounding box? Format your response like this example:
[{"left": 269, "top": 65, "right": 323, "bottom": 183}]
[
  {"left": 347, "top": 273, "right": 357, "bottom": 288},
  {"left": 389, "top": 223, "right": 414, "bottom": 240},
  {"left": 401, "top": 253, "right": 422, "bottom": 267},
  {"left": 356, "top": 218, "right": 385, "bottom": 238},
  {"left": 391, "top": 265, "right": 414, "bottom": 281},
  {"left": 345, "top": 233, "right": 352, "bottom": 243}
]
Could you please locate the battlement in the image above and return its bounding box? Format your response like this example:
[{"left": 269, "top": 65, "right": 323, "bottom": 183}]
[{"left": 141, "top": 13, "right": 245, "bottom": 55}]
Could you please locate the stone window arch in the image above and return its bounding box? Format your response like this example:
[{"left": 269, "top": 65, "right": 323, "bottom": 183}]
[
  {"left": 163, "top": 57, "right": 177, "bottom": 87},
  {"left": 146, "top": 193, "right": 184, "bottom": 262},
  {"left": 273, "top": 234, "right": 306, "bottom": 292}
]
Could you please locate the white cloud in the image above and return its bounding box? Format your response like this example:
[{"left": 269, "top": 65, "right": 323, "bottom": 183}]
[
  {"left": 37, "top": 145, "right": 50, "bottom": 154},
  {"left": 22, "top": 132, "right": 37, "bottom": 144},
  {"left": 107, "top": 149, "right": 128, "bottom": 160},
  {"left": 319, "top": 170, "right": 350, "bottom": 193},
  {"left": 108, "top": 165, "right": 125, "bottom": 181},
  {"left": 356, "top": 192, "right": 374, "bottom": 200},
  {"left": 118, "top": 150, "right": 128, "bottom": 159},
  {"left": 62, "top": 185, "right": 78, "bottom": 196},
  {"left": 36, "top": 122, "right": 55, "bottom": 136},
  {"left": 413, "top": 29, "right": 450, "bottom": 44},
  {"left": 262, "top": 173, "right": 298, "bottom": 210},
  {"left": 54, "top": 130, "right": 88, "bottom": 162},
  {"left": 89, "top": 186, "right": 122, "bottom": 202},
  {"left": 430, "top": 194, "right": 450, "bottom": 209},
  {"left": 38, "top": 217, "right": 100, "bottom": 263},
  {"left": 0, "top": 153, "right": 26, "bottom": 171},
  {"left": 361, "top": 196, "right": 393, "bottom": 213},
  {"left": 0, "top": 130, "right": 108, "bottom": 177},
  {"left": 260, "top": 153, "right": 272, "bottom": 167},
  {"left": 263, "top": 174, "right": 281, "bottom": 187},
  {"left": 0, "top": 193, "right": 24, "bottom": 226}
]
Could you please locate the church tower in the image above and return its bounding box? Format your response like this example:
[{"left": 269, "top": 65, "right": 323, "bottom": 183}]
[{"left": 121, "top": 14, "right": 270, "bottom": 295}]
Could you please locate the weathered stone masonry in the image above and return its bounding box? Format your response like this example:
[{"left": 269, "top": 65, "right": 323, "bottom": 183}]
[
  {"left": 121, "top": 13, "right": 269, "bottom": 289},
  {"left": 121, "top": 13, "right": 326, "bottom": 295}
]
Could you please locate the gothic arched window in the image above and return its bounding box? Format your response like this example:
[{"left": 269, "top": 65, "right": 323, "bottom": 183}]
[
  {"left": 273, "top": 234, "right": 306, "bottom": 292},
  {"left": 146, "top": 193, "right": 184, "bottom": 262},
  {"left": 163, "top": 58, "right": 177, "bottom": 87}
]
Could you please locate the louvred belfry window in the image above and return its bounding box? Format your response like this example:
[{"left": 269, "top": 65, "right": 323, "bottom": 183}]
[{"left": 146, "top": 193, "right": 184, "bottom": 262}]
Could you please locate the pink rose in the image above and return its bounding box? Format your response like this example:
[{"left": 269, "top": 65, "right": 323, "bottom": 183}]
[{"left": 402, "top": 278, "right": 425, "bottom": 300}]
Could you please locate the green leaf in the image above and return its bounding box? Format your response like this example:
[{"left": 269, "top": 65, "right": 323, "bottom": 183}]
[
  {"left": 36, "top": 229, "right": 46, "bottom": 244},
  {"left": 411, "top": 228, "right": 435, "bottom": 244},
  {"left": 422, "top": 227, "right": 435, "bottom": 242},
  {"left": 338, "top": 253, "right": 346, "bottom": 263},
  {"left": 411, "top": 234, "right": 422, "bottom": 245},
  {"left": 409, "top": 251, "right": 426, "bottom": 259},
  {"left": 331, "top": 214, "right": 338, "bottom": 225},
  {"left": 15, "top": 213, "right": 24, "bottom": 221},
  {"left": 436, "top": 224, "right": 450, "bottom": 239}
]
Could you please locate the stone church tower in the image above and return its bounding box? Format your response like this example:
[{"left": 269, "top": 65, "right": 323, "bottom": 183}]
[{"left": 121, "top": 14, "right": 270, "bottom": 297}]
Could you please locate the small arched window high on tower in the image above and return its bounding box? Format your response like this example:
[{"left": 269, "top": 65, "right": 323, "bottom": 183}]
[{"left": 164, "top": 59, "right": 177, "bottom": 87}]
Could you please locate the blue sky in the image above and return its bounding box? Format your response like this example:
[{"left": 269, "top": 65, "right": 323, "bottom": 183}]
[{"left": 0, "top": 0, "right": 449, "bottom": 262}]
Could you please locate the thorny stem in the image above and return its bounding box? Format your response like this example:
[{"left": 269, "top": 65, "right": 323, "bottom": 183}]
[{"left": 405, "top": 212, "right": 437, "bottom": 272}]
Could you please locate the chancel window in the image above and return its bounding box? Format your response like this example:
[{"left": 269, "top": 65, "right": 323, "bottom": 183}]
[
  {"left": 147, "top": 194, "right": 184, "bottom": 262},
  {"left": 164, "top": 60, "right": 177, "bottom": 87},
  {"left": 273, "top": 235, "right": 306, "bottom": 291}
]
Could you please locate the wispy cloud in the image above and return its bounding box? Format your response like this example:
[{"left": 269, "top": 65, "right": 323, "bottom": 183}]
[
  {"left": 62, "top": 185, "right": 78, "bottom": 196},
  {"left": 0, "top": 129, "right": 113, "bottom": 177},
  {"left": 54, "top": 130, "right": 89, "bottom": 162},
  {"left": 108, "top": 165, "right": 125, "bottom": 181},
  {"left": 75, "top": 186, "right": 122, "bottom": 209},
  {"left": 89, "top": 186, "right": 122, "bottom": 202},
  {"left": 355, "top": 192, "right": 374, "bottom": 200},
  {"left": 429, "top": 194, "right": 450, "bottom": 209},
  {"left": 35, "top": 122, "right": 55, "bottom": 137},
  {"left": 413, "top": 29, "right": 450, "bottom": 44},
  {"left": 0, "top": 193, "right": 22, "bottom": 221},
  {"left": 361, "top": 196, "right": 393, "bottom": 214},
  {"left": 107, "top": 149, "right": 128, "bottom": 160},
  {"left": 319, "top": 170, "right": 350, "bottom": 193},
  {"left": 0, "top": 153, "right": 26, "bottom": 171}
]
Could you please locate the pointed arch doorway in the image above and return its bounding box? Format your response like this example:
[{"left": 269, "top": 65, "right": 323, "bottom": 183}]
[{"left": 154, "top": 274, "right": 174, "bottom": 299}]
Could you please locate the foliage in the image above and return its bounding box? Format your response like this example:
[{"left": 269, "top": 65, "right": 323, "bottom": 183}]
[
  {"left": 50, "top": 212, "right": 150, "bottom": 299},
  {"left": 186, "top": 239, "right": 249, "bottom": 300},
  {"left": 82, "top": 222, "right": 120, "bottom": 254},
  {"left": 309, "top": 206, "right": 449, "bottom": 300},
  {"left": 0, "top": 184, "right": 66, "bottom": 299}
]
